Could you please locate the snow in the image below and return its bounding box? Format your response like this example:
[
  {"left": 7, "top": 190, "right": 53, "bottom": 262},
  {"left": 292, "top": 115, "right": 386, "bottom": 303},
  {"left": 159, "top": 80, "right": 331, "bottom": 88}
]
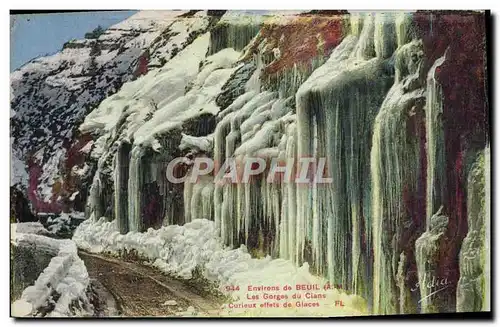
[
  {"left": 148, "top": 14, "right": 211, "bottom": 68},
  {"left": 11, "top": 299, "right": 33, "bottom": 317},
  {"left": 69, "top": 191, "right": 80, "bottom": 201},
  {"left": 80, "top": 31, "right": 243, "bottom": 158},
  {"left": 47, "top": 211, "right": 85, "bottom": 235},
  {"left": 176, "top": 305, "right": 197, "bottom": 316},
  {"left": 179, "top": 133, "right": 213, "bottom": 153},
  {"left": 11, "top": 233, "right": 91, "bottom": 317},
  {"left": 73, "top": 218, "right": 366, "bottom": 316},
  {"left": 36, "top": 148, "right": 66, "bottom": 203},
  {"left": 133, "top": 47, "right": 242, "bottom": 148},
  {"left": 11, "top": 222, "right": 51, "bottom": 237},
  {"left": 80, "top": 32, "right": 214, "bottom": 150},
  {"left": 108, "top": 10, "right": 187, "bottom": 31},
  {"left": 218, "top": 10, "right": 305, "bottom": 27},
  {"left": 72, "top": 163, "right": 90, "bottom": 177},
  {"left": 79, "top": 141, "right": 94, "bottom": 154},
  {"left": 218, "top": 11, "right": 265, "bottom": 25},
  {"left": 233, "top": 98, "right": 291, "bottom": 156}
]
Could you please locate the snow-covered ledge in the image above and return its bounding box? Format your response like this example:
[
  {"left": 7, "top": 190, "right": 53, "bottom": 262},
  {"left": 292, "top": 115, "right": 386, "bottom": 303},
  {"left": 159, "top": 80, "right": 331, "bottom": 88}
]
[{"left": 11, "top": 227, "right": 92, "bottom": 317}]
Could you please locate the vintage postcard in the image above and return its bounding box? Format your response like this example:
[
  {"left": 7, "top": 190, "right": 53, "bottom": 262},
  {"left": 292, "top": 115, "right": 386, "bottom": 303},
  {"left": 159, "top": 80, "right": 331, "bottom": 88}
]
[{"left": 10, "top": 9, "right": 491, "bottom": 318}]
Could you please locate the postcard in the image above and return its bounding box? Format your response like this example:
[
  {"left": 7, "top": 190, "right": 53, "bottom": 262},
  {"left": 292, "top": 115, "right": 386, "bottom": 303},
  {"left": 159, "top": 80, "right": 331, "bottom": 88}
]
[{"left": 10, "top": 9, "right": 491, "bottom": 318}]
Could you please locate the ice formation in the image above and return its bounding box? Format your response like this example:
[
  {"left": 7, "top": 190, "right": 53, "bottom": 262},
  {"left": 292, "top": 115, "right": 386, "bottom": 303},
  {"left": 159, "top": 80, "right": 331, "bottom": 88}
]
[
  {"left": 78, "top": 11, "right": 489, "bottom": 314},
  {"left": 11, "top": 231, "right": 92, "bottom": 317}
]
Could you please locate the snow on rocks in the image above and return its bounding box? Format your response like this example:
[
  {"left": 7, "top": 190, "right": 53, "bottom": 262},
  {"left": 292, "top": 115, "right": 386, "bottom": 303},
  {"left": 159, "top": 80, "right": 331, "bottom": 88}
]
[
  {"left": 45, "top": 211, "right": 86, "bottom": 237},
  {"left": 11, "top": 233, "right": 92, "bottom": 317},
  {"left": 36, "top": 148, "right": 66, "bottom": 203},
  {"left": 147, "top": 11, "right": 211, "bottom": 68},
  {"left": 79, "top": 31, "right": 213, "bottom": 137},
  {"left": 79, "top": 141, "right": 94, "bottom": 154},
  {"left": 73, "top": 217, "right": 367, "bottom": 316},
  {"left": 80, "top": 32, "right": 216, "bottom": 157},
  {"left": 132, "top": 46, "right": 242, "bottom": 148},
  {"left": 179, "top": 133, "right": 214, "bottom": 153},
  {"left": 11, "top": 222, "right": 52, "bottom": 237}
]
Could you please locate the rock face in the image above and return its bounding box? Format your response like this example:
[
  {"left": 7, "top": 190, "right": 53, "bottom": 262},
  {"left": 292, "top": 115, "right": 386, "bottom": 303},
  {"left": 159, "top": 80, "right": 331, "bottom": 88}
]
[
  {"left": 11, "top": 10, "right": 490, "bottom": 315},
  {"left": 10, "top": 187, "right": 36, "bottom": 223}
]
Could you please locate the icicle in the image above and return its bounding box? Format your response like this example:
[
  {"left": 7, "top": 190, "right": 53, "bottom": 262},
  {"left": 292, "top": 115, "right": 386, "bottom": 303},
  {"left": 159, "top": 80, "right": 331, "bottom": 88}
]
[
  {"left": 87, "top": 145, "right": 117, "bottom": 222},
  {"left": 349, "top": 12, "right": 364, "bottom": 37},
  {"left": 114, "top": 143, "right": 131, "bottom": 234},
  {"left": 191, "top": 181, "right": 205, "bottom": 221},
  {"left": 374, "top": 13, "right": 397, "bottom": 59},
  {"left": 415, "top": 206, "right": 449, "bottom": 314},
  {"left": 201, "top": 183, "right": 215, "bottom": 220},
  {"left": 208, "top": 13, "right": 262, "bottom": 55},
  {"left": 128, "top": 146, "right": 145, "bottom": 232},
  {"left": 371, "top": 36, "right": 426, "bottom": 314},
  {"left": 425, "top": 49, "right": 448, "bottom": 228},
  {"left": 285, "top": 122, "right": 297, "bottom": 262},
  {"left": 88, "top": 174, "right": 101, "bottom": 222},
  {"left": 245, "top": 52, "right": 264, "bottom": 93},
  {"left": 184, "top": 167, "right": 194, "bottom": 223},
  {"left": 414, "top": 49, "right": 451, "bottom": 315},
  {"left": 295, "top": 12, "right": 395, "bottom": 297},
  {"left": 395, "top": 12, "right": 416, "bottom": 49}
]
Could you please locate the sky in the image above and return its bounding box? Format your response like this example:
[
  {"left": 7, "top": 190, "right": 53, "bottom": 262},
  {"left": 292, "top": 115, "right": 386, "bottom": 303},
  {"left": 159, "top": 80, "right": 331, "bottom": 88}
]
[{"left": 10, "top": 11, "right": 138, "bottom": 72}]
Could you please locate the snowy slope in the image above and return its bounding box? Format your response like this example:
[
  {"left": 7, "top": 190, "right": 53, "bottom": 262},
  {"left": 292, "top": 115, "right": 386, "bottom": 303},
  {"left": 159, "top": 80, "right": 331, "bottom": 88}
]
[
  {"left": 10, "top": 10, "right": 212, "bottom": 212},
  {"left": 11, "top": 231, "right": 92, "bottom": 317}
]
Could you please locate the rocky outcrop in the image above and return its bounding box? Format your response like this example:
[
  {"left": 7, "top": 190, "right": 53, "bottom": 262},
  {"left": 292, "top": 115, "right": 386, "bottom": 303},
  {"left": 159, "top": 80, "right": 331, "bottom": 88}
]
[
  {"left": 10, "top": 11, "right": 217, "bottom": 214},
  {"left": 10, "top": 187, "right": 36, "bottom": 223}
]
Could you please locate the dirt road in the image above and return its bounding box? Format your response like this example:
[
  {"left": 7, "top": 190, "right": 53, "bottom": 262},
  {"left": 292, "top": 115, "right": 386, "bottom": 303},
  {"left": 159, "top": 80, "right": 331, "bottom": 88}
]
[{"left": 79, "top": 251, "right": 223, "bottom": 317}]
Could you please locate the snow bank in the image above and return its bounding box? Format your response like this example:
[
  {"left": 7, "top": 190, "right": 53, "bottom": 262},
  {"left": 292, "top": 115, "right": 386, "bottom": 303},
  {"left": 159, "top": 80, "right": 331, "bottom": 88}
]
[
  {"left": 11, "top": 222, "right": 52, "bottom": 237},
  {"left": 11, "top": 233, "right": 92, "bottom": 317},
  {"left": 73, "top": 218, "right": 367, "bottom": 317}
]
